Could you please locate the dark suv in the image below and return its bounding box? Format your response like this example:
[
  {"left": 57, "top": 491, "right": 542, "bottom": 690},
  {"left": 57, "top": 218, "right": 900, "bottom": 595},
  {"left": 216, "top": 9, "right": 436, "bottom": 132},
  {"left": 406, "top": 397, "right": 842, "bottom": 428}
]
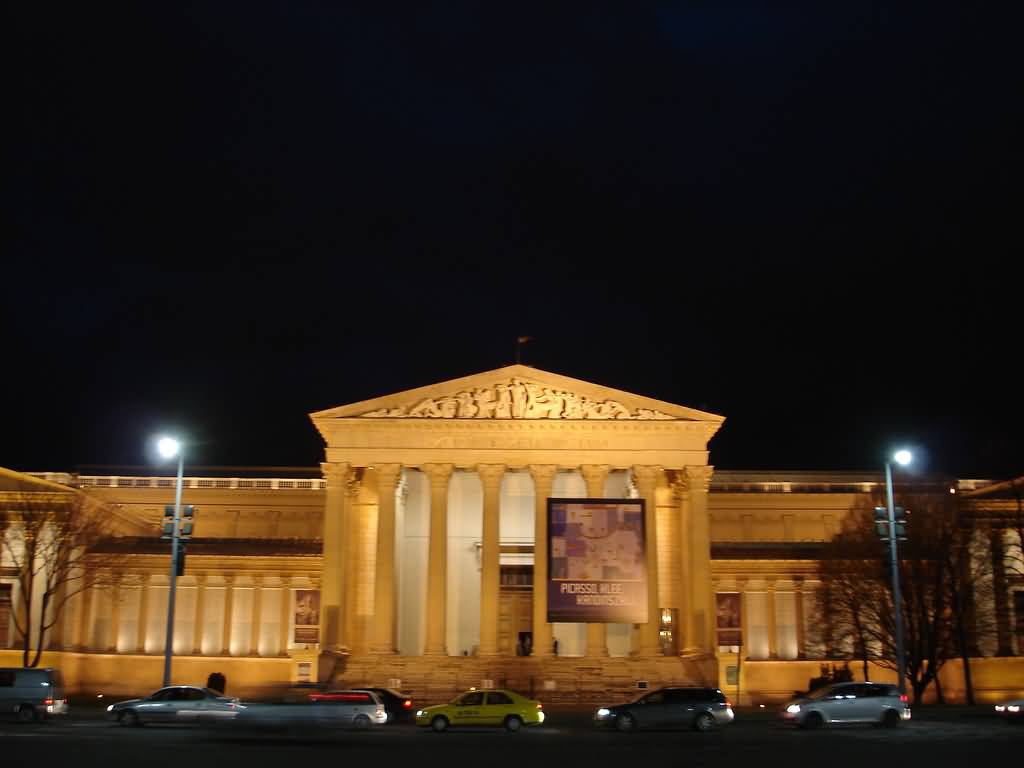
[{"left": 593, "top": 687, "right": 734, "bottom": 732}]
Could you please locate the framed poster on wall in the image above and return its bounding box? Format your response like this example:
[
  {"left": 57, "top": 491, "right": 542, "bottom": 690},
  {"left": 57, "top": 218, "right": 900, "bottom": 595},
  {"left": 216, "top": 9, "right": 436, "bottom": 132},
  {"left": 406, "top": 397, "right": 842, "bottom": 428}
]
[
  {"left": 547, "top": 498, "right": 647, "bottom": 623},
  {"left": 293, "top": 589, "right": 320, "bottom": 644}
]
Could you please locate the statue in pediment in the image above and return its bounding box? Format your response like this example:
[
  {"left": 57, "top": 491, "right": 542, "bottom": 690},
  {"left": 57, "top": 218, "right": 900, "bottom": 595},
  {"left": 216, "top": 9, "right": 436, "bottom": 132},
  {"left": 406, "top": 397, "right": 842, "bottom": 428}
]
[{"left": 358, "top": 379, "right": 677, "bottom": 420}]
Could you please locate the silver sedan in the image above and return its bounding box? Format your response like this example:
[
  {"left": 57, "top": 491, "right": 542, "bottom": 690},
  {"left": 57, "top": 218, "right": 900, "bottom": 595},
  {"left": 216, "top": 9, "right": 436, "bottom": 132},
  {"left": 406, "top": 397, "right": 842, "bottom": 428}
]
[{"left": 107, "top": 686, "right": 241, "bottom": 726}]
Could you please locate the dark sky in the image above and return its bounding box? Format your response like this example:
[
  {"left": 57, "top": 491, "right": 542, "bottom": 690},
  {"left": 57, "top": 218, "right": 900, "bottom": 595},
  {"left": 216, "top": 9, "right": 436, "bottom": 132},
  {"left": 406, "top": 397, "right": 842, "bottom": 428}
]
[{"left": 8, "top": 2, "right": 1021, "bottom": 480}]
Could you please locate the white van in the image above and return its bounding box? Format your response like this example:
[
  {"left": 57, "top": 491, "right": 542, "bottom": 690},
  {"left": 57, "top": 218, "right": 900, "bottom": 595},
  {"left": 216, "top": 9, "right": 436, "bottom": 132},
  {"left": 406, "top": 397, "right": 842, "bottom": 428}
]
[{"left": 0, "top": 667, "right": 69, "bottom": 721}]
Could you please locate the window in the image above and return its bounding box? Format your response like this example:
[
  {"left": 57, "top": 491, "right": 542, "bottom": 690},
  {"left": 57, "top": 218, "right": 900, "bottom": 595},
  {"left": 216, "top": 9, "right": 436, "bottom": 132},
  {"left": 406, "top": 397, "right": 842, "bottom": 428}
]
[
  {"left": 457, "top": 692, "right": 484, "bottom": 706},
  {"left": 185, "top": 688, "right": 206, "bottom": 701},
  {"left": 0, "top": 670, "right": 15, "bottom": 687},
  {"left": 486, "top": 692, "right": 513, "bottom": 705},
  {"left": 642, "top": 691, "right": 665, "bottom": 705}
]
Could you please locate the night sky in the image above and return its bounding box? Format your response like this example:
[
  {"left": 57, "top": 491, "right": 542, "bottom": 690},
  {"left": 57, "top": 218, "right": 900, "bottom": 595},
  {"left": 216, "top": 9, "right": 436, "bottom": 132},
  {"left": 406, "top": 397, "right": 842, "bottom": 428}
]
[{"left": 8, "top": 3, "right": 1021, "bottom": 480}]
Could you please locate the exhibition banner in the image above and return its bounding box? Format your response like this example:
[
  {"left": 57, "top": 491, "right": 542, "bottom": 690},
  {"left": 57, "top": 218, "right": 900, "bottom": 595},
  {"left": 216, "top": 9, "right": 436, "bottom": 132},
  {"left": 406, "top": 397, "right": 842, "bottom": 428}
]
[{"left": 547, "top": 498, "right": 647, "bottom": 623}]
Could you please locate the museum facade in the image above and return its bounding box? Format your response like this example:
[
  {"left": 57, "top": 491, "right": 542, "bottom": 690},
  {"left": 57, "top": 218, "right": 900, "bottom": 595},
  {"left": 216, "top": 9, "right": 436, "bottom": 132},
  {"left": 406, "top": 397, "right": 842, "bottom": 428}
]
[{"left": 2, "top": 366, "right": 1022, "bottom": 703}]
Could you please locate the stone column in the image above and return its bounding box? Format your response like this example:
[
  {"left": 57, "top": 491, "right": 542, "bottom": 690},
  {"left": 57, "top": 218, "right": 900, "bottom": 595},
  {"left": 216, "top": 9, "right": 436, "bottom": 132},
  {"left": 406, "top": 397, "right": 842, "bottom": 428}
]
[
  {"left": 685, "top": 465, "right": 715, "bottom": 654},
  {"left": 478, "top": 464, "right": 507, "bottom": 656},
  {"left": 136, "top": 577, "right": 149, "bottom": 653},
  {"left": 221, "top": 576, "right": 235, "bottom": 656},
  {"left": 529, "top": 465, "right": 557, "bottom": 658},
  {"left": 372, "top": 464, "right": 403, "bottom": 653},
  {"left": 341, "top": 469, "right": 364, "bottom": 649},
  {"left": 49, "top": 582, "right": 67, "bottom": 650},
  {"left": 279, "top": 575, "right": 291, "bottom": 656},
  {"left": 423, "top": 463, "right": 454, "bottom": 656},
  {"left": 580, "top": 464, "right": 610, "bottom": 658},
  {"left": 320, "top": 462, "right": 351, "bottom": 651},
  {"left": 193, "top": 576, "right": 206, "bottom": 655},
  {"left": 76, "top": 587, "right": 93, "bottom": 651},
  {"left": 794, "top": 578, "right": 806, "bottom": 659},
  {"left": 672, "top": 473, "right": 692, "bottom": 655},
  {"left": 108, "top": 576, "right": 121, "bottom": 652},
  {"left": 250, "top": 578, "right": 263, "bottom": 656},
  {"left": 766, "top": 581, "right": 777, "bottom": 659},
  {"left": 738, "top": 578, "right": 749, "bottom": 658},
  {"left": 633, "top": 465, "right": 662, "bottom": 656}
]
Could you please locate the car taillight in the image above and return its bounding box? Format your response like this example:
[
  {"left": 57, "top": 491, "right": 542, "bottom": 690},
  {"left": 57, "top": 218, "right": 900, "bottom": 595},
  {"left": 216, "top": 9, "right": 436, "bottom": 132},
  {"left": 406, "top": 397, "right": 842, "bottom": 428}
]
[
  {"left": 899, "top": 695, "right": 908, "bottom": 703},
  {"left": 44, "top": 698, "right": 53, "bottom": 706},
  {"left": 536, "top": 703, "right": 543, "bottom": 709},
  {"left": 725, "top": 701, "right": 733, "bottom": 708},
  {"left": 402, "top": 699, "right": 412, "bottom": 708}
]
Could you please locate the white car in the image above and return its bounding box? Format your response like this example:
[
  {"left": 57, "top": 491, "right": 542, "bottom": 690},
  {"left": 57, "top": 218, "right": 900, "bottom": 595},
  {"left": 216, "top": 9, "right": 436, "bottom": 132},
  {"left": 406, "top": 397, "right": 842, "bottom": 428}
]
[
  {"left": 107, "top": 686, "right": 240, "bottom": 726},
  {"left": 994, "top": 698, "right": 1023, "bottom": 723},
  {"left": 781, "top": 682, "right": 911, "bottom": 729},
  {"left": 231, "top": 689, "right": 387, "bottom": 731}
]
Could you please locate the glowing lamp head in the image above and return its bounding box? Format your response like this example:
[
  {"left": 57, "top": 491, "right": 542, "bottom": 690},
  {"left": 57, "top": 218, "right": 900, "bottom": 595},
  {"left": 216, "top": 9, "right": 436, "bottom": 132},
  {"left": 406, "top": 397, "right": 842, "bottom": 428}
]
[
  {"left": 893, "top": 449, "right": 912, "bottom": 466},
  {"left": 157, "top": 437, "right": 181, "bottom": 459}
]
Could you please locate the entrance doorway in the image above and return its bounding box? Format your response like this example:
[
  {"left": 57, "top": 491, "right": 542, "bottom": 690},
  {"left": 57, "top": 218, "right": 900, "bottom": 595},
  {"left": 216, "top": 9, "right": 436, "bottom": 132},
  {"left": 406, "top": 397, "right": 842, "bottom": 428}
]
[{"left": 499, "top": 566, "right": 533, "bottom": 655}]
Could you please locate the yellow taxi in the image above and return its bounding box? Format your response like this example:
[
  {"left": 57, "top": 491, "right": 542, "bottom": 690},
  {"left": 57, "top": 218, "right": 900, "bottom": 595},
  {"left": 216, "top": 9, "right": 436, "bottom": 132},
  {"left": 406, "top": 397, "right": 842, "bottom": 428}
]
[{"left": 415, "top": 688, "right": 545, "bottom": 732}]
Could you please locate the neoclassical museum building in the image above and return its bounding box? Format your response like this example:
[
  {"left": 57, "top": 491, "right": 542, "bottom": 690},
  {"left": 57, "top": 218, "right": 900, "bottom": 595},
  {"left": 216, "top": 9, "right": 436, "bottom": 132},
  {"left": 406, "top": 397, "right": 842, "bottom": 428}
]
[{"left": 2, "top": 366, "right": 1022, "bottom": 702}]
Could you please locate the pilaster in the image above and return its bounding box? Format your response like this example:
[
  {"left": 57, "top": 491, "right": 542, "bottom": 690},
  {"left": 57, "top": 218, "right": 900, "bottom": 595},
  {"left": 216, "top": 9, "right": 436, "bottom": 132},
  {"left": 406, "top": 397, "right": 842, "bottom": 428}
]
[{"left": 221, "top": 575, "right": 235, "bottom": 656}]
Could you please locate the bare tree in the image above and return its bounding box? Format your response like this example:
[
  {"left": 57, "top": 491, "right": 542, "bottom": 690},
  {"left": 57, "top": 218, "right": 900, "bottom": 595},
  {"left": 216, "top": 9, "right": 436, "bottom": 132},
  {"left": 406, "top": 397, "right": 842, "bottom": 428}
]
[
  {"left": 0, "top": 488, "right": 123, "bottom": 667},
  {"left": 809, "top": 490, "right": 989, "bottom": 703}
]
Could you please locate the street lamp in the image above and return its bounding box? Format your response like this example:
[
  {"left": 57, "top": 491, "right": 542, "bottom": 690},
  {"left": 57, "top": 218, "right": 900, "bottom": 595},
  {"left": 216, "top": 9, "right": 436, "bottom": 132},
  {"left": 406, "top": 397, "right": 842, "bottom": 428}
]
[
  {"left": 157, "top": 436, "right": 184, "bottom": 687},
  {"left": 884, "top": 449, "right": 912, "bottom": 696}
]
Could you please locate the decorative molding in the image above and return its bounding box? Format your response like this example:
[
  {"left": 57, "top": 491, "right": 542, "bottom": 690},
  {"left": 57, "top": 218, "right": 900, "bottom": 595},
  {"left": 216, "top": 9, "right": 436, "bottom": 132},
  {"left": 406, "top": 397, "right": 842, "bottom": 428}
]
[{"left": 359, "top": 377, "right": 677, "bottom": 421}]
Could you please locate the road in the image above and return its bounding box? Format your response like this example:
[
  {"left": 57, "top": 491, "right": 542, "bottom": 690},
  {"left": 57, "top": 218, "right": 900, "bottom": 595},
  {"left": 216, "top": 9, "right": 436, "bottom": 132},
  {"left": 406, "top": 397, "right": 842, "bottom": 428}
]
[{"left": 3, "top": 707, "right": 1020, "bottom": 768}]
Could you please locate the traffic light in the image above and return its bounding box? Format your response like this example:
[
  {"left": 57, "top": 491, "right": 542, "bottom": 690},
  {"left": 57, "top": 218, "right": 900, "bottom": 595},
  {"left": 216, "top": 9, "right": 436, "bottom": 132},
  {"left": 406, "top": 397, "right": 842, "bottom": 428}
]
[
  {"left": 162, "top": 505, "right": 175, "bottom": 539},
  {"left": 180, "top": 505, "right": 194, "bottom": 538},
  {"left": 160, "top": 504, "right": 196, "bottom": 539},
  {"left": 874, "top": 506, "right": 909, "bottom": 540},
  {"left": 893, "top": 506, "right": 909, "bottom": 540}
]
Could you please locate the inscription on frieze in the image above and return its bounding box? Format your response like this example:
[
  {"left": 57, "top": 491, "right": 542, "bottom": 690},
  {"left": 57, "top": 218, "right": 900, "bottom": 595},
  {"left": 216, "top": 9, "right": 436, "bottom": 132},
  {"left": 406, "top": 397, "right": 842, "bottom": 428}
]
[{"left": 360, "top": 378, "right": 677, "bottom": 421}]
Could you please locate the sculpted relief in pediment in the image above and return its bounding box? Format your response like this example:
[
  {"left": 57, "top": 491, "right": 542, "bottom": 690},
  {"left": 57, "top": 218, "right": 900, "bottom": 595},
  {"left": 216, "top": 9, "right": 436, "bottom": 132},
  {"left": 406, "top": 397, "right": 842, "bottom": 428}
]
[{"left": 359, "top": 378, "right": 677, "bottom": 421}]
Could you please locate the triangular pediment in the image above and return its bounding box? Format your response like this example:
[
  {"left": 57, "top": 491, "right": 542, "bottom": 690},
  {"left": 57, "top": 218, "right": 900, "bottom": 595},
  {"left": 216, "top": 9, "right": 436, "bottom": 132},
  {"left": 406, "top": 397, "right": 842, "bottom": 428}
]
[{"left": 310, "top": 365, "right": 724, "bottom": 424}]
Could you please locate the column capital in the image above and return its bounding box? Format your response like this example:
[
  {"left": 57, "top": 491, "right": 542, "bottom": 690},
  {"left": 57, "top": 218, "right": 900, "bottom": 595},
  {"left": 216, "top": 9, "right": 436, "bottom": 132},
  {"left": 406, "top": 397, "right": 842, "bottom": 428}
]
[
  {"left": 528, "top": 464, "right": 558, "bottom": 485},
  {"left": 684, "top": 465, "right": 714, "bottom": 492},
  {"left": 346, "top": 468, "right": 365, "bottom": 499},
  {"left": 321, "top": 461, "right": 352, "bottom": 489},
  {"left": 670, "top": 471, "right": 689, "bottom": 503},
  {"left": 476, "top": 463, "right": 507, "bottom": 487},
  {"left": 421, "top": 463, "right": 454, "bottom": 486},
  {"left": 631, "top": 465, "right": 662, "bottom": 487},
  {"left": 579, "top": 464, "right": 610, "bottom": 482}
]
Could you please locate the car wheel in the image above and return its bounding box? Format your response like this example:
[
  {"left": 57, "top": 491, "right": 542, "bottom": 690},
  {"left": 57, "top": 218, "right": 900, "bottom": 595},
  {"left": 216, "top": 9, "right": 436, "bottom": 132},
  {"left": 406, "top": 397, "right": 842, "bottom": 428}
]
[
  {"left": 504, "top": 715, "right": 523, "bottom": 732},
  {"left": 615, "top": 713, "right": 636, "bottom": 732},
  {"left": 119, "top": 710, "right": 140, "bottom": 727},
  {"left": 431, "top": 716, "right": 449, "bottom": 733},
  {"left": 882, "top": 709, "right": 900, "bottom": 728},
  {"left": 694, "top": 712, "right": 716, "bottom": 732},
  {"left": 17, "top": 705, "right": 37, "bottom": 723},
  {"left": 353, "top": 714, "right": 371, "bottom": 730},
  {"left": 802, "top": 712, "right": 824, "bottom": 730}
]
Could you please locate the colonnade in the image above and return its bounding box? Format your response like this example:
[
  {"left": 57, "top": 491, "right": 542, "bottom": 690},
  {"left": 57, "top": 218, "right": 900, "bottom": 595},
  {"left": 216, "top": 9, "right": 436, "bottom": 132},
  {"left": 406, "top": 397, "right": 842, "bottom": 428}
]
[{"left": 320, "top": 461, "right": 716, "bottom": 659}]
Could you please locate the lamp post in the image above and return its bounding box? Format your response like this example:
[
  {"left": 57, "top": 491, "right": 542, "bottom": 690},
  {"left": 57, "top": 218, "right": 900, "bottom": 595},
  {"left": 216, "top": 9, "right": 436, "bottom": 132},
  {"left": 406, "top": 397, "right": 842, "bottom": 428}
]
[
  {"left": 884, "top": 449, "right": 912, "bottom": 697},
  {"left": 157, "top": 436, "right": 184, "bottom": 687}
]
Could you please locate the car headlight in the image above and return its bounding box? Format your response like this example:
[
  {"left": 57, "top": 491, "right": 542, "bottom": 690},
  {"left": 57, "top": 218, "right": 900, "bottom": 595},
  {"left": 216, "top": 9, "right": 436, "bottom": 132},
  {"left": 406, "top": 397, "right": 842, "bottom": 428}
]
[
  {"left": 416, "top": 710, "right": 425, "bottom": 717},
  {"left": 1009, "top": 705, "right": 1021, "bottom": 713},
  {"left": 786, "top": 704, "right": 801, "bottom": 714},
  {"left": 596, "top": 708, "right": 610, "bottom": 718},
  {"left": 107, "top": 705, "right": 114, "bottom": 712},
  {"left": 995, "top": 705, "right": 1005, "bottom": 712}
]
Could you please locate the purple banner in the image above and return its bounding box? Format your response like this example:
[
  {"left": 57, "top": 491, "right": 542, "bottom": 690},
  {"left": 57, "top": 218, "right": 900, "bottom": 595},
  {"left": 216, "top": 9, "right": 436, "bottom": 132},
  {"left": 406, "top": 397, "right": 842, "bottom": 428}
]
[{"left": 547, "top": 499, "right": 647, "bottom": 623}]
